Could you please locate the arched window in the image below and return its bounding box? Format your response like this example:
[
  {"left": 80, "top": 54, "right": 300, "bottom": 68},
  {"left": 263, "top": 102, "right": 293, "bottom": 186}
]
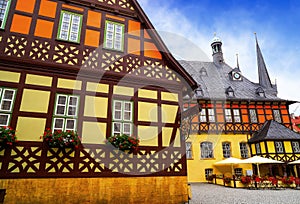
[{"left": 200, "top": 142, "right": 213, "bottom": 158}]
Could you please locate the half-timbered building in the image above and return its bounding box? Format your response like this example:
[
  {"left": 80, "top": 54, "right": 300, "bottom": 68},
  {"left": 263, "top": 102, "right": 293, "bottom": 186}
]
[
  {"left": 0, "top": 0, "right": 197, "bottom": 203},
  {"left": 181, "top": 35, "right": 298, "bottom": 182}
]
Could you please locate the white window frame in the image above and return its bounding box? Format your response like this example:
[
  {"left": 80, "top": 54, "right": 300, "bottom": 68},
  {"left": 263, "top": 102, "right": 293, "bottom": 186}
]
[
  {"left": 186, "top": 142, "right": 193, "bottom": 159},
  {"left": 208, "top": 109, "right": 215, "bottom": 122},
  {"left": 199, "top": 109, "right": 206, "bottom": 122},
  {"left": 292, "top": 141, "right": 300, "bottom": 153},
  {"left": 112, "top": 100, "right": 133, "bottom": 136},
  {"left": 0, "top": 0, "right": 11, "bottom": 29},
  {"left": 53, "top": 94, "right": 79, "bottom": 131},
  {"left": 273, "top": 110, "right": 282, "bottom": 123},
  {"left": 104, "top": 21, "right": 124, "bottom": 51},
  {"left": 275, "top": 141, "right": 284, "bottom": 153},
  {"left": 57, "top": 10, "right": 82, "bottom": 43},
  {"left": 222, "top": 142, "right": 231, "bottom": 158},
  {"left": 234, "top": 168, "right": 243, "bottom": 178},
  {"left": 205, "top": 168, "right": 213, "bottom": 179},
  {"left": 0, "top": 87, "right": 16, "bottom": 127},
  {"left": 201, "top": 142, "right": 214, "bottom": 159},
  {"left": 240, "top": 142, "right": 249, "bottom": 159},
  {"left": 249, "top": 109, "right": 258, "bottom": 123},
  {"left": 233, "top": 109, "right": 241, "bottom": 123},
  {"left": 255, "top": 143, "right": 261, "bottom": 154},
  {"left": 225, "top": 109, "right": 232, "bottom": 122}
]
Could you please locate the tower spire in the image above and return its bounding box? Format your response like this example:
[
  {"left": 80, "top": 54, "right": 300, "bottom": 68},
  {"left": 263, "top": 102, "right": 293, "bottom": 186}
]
[
  {"left": 236, "top": 53, "right": 240, "bottom": 70},
  {"left": 255, "top": 33, "right": 272, "bottom": 89},
  {"left": 211, "top": 33, "right": 224, "bottom": 64}
]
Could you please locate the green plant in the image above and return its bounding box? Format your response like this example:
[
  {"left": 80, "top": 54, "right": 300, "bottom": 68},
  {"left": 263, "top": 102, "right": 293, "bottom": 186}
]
[
  {"left": 107, "top": 134, "right": 139, "bottom": 151},
  {"left": 0, "top": 126, "right": 17, "bottom": 146},
  {"left": 41, "top": 128, "right": 81, "bottom": 148}
]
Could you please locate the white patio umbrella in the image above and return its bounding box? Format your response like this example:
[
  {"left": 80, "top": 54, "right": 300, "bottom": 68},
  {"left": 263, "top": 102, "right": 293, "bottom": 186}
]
[
  {"left": 241, "top": 156, "right": 284, "bottom": 177},
  {"left": 215, "top": 157, "right": 244, "bottom": 175},
  {"left": 288, "top": 159, "right": 300, "bottom": 165}
]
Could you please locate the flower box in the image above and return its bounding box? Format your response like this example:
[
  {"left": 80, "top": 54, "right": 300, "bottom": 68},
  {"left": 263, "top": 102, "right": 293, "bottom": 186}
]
[
  {"left": 106, "top": 134, "right": 139, "bottom": 151},
  {"left": 41, "top": 129, "right": 81, "bottom": 149}
]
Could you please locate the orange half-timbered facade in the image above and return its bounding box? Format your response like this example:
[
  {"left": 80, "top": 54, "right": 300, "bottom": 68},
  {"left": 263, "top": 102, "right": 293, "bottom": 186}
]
[{"left": 0, "top": 0, "right": 197, "bottom": 203}]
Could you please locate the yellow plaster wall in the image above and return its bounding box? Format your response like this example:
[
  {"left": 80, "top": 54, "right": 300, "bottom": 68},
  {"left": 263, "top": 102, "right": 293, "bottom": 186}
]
[
  {"left": 284, "top": 141, "right": 292, "bottom": 153},
  {"left": 0, "top": 177, "right": 189, "bottom": 204},
  {"left": 25, "top": 74, "right": 52, "bottom": 87},
  {"left": 261, "top": 142, "right": 266, "bottom": 154},
  {"left": 16, "top": 117, "right": 46, "bottom": 141},
  {"left": 138, "top": 126, "right": 158, "bottom": 146},
  {"left": 161, "top": 92, "right": 178, "bottom": 102},
  {"left": 82, "top": 121, "right": 106, "bottom": 144},
  {"left": 57, "top": 78, "right": 82, "bottom": 90},
  {"left": 84, "top": 96, "right": 108, "bottom": 118},
  {"left": 138, "top": 89, "right": 157, "bottom": 99},
  {"left": 267, "top": 141, "right": 275, "bottom": 153},
  {"left": 251, "top": 144, "right": 256, "bottom": 155},
  {"left": 20, "top": 89, "right": 50, "bottom": 113},
  {"left": 186, "top": 134, "right": 252, "bottom": 182},
  {"left": 138, "top": 102, "right": 158, "bottom": 122},
  {"left": 113, "top": 86, "right": 134, "bottom": 96},
  {"left": 162, "top": 127, "right": 180, "bottom": 147},
  {"left": 86, "top": 82, "right": 109, "bottom": 93},
  {"left": 162, "top": 104, "right": 178, "bottom": 123},
  {"left": 0, "top": 70, "right": 20, "bottom": 83}
]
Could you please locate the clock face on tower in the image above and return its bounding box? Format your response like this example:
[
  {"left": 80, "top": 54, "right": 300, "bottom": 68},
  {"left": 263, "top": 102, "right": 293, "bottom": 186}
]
[{"left": 232, "top": 72, "right": 242, "bottom": 80}]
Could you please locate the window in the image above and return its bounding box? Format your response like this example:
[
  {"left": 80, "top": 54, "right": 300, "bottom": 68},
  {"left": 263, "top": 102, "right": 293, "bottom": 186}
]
[
  {"left": 53, "top": 94, "right": 79, "bottom": 131},
  {"left": 273, "top": 110, "right": 282, "bottom": 123},
  {"left": 222, "top": 142, "right": 231, "bottom": 158},
  {"left": 292, "top": 141, "right": 300, "bottom": 153},
  {"left": 201, "top": 142, "right": 213, "bottom": 159},
  {"left": 233, "top": 109, "right": 241, "bottom": 123},
  {"left": 255, "top": 143, "right": 261, "bottom": 154},
  {"left": 275, "top": 141, "right": 284, "bottom": 153},
  {"left": 104, "top": 21, "right": 124, "bottom": 51},
  {"left": 0, "top": 87, "right": 16, "bottom": 126},
  {"left": 208, "top": 109, "right": 215, "bottom": 122},
  {"left": 249, "top": 109, "right": 258, "bottom": 123},
  {"left": 0, "top": 0, "right": 10, "bottom": 29},
  {"left": 199, "top": 109, "right": 206, "bottom": 122},
  {"left": 205, "top": 168, "right": 213, "bottom": 179},
  {"left": 112, "top": 100, "right": 133, "bottom": 136},
  {"left": 225, "top": 109, "right": 232, "bottom": 122},
  {"left": 186, "top": 142, "right": 193, "bottom": 159},
  {"left": 240, "top": 142, "right": 249, "bottom": 159},
  {"left": 234, "top": 168, "right": 243, "bottom": 178},
  {"left": 57, "top": 11, "right": 82, "bottom": 43}
]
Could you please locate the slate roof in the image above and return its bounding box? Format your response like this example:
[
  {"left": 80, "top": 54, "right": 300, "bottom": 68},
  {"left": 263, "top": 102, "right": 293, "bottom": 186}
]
[
  {"left": 249, "top": 120, "right": 300, "bottom": 143},
  {"left": 179, "top": 60, "right": 283, "bottom": 101}
]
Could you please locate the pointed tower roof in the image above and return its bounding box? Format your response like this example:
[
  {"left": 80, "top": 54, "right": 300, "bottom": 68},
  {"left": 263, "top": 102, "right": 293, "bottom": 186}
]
[{"left": 255, "top": 33, "right": 273, "bottom": 89}]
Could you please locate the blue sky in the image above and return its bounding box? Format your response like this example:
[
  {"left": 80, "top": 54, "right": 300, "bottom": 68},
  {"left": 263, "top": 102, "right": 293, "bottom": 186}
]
[{"left": 139, "top": 0, "right": 300, "bottom": 114}]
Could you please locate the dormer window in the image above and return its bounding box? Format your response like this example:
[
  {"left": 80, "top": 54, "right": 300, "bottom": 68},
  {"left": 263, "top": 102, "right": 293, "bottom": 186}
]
[
  {"left": 226, "top": 86, "right": 234, "bottom": 97},
  {"left": 200, "top": 67, "right": 207, "bottom": 76},
  {"left": 195, "top": 85, "right": 203, "bottom": 97},
  {"left": 256, "top": 87, "right": 265, "bottom": 97}
]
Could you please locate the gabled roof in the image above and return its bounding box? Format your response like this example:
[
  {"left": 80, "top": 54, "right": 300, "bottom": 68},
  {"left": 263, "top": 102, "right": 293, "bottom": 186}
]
[
  {"left": 249, "top": 120, "right": 300, "bottom": 143},
  {"left": 179, "top": 60, "right": 291, "bottom": 102},
  {"left": 130, "top": 0, "right": 197, "bottom": 89}
]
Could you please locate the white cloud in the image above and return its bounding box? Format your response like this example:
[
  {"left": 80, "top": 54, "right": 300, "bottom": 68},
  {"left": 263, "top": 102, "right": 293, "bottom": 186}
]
[{"left": 138, "top": 0, "right": 300, "bottom": 114}]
